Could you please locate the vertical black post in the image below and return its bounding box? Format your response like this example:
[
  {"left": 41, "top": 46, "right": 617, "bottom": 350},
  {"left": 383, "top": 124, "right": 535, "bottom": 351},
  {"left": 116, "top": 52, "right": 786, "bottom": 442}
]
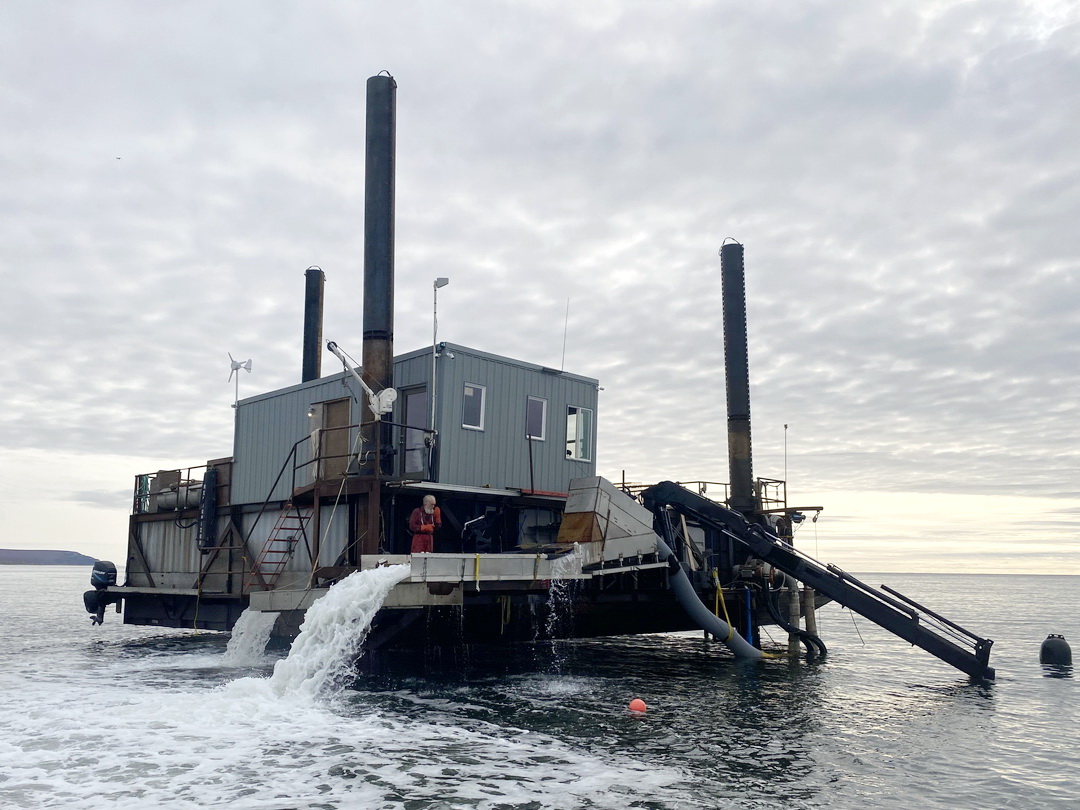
[
  {"left": 302, "top": 267, "right": 325, "bottom": 383},
  {"left": 361, "top": 73, "right": 396, "bottom": 477},
  {"left": 721, "top": 241, "right": 755, "bottom": 514}
]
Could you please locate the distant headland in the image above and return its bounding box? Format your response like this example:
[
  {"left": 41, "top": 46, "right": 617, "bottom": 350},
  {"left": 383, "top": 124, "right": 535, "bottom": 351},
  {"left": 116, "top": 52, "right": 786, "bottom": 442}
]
[{"left": 0, "top": 549, "right": 98, "bottom": 566}]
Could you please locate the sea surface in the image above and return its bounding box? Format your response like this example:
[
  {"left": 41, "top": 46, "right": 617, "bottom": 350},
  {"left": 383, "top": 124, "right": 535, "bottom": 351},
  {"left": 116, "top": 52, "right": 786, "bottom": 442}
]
[{"left": 1, "top": 565, "right": 1078, "bottom": 809}]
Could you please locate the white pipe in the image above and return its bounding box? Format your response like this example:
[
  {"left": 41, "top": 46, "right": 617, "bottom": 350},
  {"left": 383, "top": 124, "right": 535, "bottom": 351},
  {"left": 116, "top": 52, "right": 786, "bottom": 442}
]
[
  {"left": 787, "top": 578, "right": 801, "bottom": 657},
  {"left": 803, "top": 586, "right": 818, "bottom": 638}
]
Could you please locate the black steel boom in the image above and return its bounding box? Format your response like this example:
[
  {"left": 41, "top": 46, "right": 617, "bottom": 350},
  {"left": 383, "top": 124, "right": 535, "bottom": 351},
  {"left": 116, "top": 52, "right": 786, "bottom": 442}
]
[{"left": 642, "top": 481, "right": 995, "bottom": 680}]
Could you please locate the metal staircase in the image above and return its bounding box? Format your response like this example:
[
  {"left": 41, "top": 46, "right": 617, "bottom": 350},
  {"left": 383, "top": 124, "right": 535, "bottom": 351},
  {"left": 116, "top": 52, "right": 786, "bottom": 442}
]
[
  {"left": 642, "top": 481, "right": 995, "bottom": 680},
  {"left": 246, "top": 505, "right": 313, "bottom": 591}
]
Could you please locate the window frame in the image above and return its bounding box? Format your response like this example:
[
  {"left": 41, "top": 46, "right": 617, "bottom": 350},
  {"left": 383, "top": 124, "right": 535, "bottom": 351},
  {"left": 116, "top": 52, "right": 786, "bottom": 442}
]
[
  {"left": 400, "top": 386, "right": 429, "bottom": 476},
  {"left": 462, "top": 382, "right": 486, "bottom": 431},
  {"left": 565, "top": 404, "right": 594, "bottom": 462},
  {"left": 525, "top": 395, "right": 547, "bottom": 441}
]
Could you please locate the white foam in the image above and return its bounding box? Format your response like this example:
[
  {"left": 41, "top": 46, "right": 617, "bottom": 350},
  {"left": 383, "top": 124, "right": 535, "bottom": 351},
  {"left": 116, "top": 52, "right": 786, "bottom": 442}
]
[
  {"left": 1, "top": 669, "right": 691, "bottom": 809},
  {"left": 222, "top": 608, "right": 279, "bottom": 667},
  {"left": 269, "top": 564, "right": 411, "bottom": 697},
  {"left": 1, "top": 564, "right": 701, "bottom": 809}
]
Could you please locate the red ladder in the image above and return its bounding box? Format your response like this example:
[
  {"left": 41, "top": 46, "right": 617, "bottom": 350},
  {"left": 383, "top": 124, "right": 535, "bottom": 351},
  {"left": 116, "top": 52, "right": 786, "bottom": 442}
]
[{"left": 247, "top": 505, "right": 312, "bottom": 591}]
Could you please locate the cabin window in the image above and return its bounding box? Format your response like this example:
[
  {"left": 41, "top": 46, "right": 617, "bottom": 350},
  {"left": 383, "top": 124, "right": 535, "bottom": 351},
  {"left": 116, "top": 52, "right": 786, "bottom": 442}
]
[
  {"left": 566, "top": 405, "right": 593, "bottom": 461},
  {"left": 462, "top": 383, "right": 486, "bottom": 430},
  {"left": 526, "top": 396, "right": 547, "bottom": 441},
  {"left": 401, "top": 387, "right": 428, "bottom": 475}
]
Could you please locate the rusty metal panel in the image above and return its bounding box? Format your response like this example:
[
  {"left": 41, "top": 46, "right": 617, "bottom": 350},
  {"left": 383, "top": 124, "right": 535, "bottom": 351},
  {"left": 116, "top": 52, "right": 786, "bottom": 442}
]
[{"left": 130, "top": 517, "right": 202, "bottom": 589}]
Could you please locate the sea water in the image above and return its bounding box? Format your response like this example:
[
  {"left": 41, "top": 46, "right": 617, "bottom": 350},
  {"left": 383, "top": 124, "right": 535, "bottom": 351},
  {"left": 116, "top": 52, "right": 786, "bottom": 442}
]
[{"left": 1, "top": 566, "right": 1078, "bottom": 809}]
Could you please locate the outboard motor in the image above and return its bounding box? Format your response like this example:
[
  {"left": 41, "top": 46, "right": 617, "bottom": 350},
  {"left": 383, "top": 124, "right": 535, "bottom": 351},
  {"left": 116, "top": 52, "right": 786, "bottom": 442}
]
[
  {"left": 90, "top": 560, "right": 117, "bottom": 589},
  {"left": 84, "top": 560, "right": 119, "bottom": 625},
  {"left": 83, "top": 590, "right": 107, "bottom": 625}
]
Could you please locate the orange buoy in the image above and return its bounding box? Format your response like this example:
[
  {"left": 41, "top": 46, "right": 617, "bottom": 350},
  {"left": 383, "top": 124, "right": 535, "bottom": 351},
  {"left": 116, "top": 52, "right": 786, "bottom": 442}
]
[{"left": 628, "top": 698, "right": 647, "bottom": 713}]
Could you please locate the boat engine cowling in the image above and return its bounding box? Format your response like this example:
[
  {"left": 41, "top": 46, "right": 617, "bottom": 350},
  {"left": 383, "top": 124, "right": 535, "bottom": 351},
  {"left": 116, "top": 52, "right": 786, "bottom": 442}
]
[{"left": 90, "top": 560, "right": 117, "bottom": 590}]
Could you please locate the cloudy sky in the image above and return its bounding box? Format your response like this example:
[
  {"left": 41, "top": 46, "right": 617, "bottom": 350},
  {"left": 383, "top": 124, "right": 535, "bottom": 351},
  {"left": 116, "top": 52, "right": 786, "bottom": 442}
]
[{"left": 2, "top": 1, "right": 1077, "bottom": 573}]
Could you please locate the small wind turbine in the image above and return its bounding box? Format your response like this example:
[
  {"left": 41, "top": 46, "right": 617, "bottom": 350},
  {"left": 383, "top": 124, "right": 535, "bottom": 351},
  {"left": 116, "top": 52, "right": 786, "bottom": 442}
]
[{"left": 228, "top": 353, "right": 252, "bottom": 408}]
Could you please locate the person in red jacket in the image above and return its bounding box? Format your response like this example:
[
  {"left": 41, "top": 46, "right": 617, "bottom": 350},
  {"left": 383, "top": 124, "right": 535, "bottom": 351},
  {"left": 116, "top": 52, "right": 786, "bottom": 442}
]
[{"left": 409, "top": 494, "right": 442, "bottom": 553}]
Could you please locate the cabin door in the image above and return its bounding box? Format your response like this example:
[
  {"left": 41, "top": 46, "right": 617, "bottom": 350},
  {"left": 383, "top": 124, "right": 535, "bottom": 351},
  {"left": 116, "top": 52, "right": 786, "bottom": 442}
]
[
  {"left": 318, "top": 397, "right": 352, "bottom": 480},
  {"left": 399, "top": 387, "right": 428, "bottom": 478}
]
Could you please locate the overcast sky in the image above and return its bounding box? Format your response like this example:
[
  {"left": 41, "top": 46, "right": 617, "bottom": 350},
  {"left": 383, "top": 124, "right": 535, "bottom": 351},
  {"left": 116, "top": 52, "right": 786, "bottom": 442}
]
[{"left": 1, "top": 1, "right": 1077, "bottom": 572}]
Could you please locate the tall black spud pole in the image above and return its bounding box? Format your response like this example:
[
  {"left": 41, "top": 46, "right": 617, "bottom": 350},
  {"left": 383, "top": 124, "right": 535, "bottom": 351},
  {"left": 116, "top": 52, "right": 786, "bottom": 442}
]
[
  {"left": 721, "top": 241, "right": 755, "bottom": 515},
  {"left": 302, "top": 266, "right": 325, "bottom": 383},
  {"left": 361, "top": 73, "right": 396, "bottom": 476}
]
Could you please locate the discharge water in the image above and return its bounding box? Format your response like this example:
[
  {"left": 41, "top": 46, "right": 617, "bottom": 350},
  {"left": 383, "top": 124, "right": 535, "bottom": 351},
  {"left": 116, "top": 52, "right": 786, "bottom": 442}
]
[
  {"left": 269, "top": 564, "right": 409, "bottom": 697},
  {"left": 2, "top": 566, "right": 1079, "bottom": 808},
  {"left": 221, "top": 608, "right": 279, "bottom": 668}
]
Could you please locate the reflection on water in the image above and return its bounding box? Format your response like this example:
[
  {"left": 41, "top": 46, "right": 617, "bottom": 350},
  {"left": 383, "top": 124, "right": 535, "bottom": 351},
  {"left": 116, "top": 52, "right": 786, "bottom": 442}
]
[
  {"left": 344, "top": 619, "right": 1013, "bottom": 807},
  {"left": 1042, "top": 664, "right": 1073, "bottom": 679},
  {"left": 348, "top": 634, "right": 843, "bottom": 803}
]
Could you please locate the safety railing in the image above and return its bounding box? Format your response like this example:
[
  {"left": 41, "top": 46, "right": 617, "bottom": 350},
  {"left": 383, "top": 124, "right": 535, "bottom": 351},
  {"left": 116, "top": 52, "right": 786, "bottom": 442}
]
[{"left": 133, "top": 464, "right": 223, "bottom": 515}]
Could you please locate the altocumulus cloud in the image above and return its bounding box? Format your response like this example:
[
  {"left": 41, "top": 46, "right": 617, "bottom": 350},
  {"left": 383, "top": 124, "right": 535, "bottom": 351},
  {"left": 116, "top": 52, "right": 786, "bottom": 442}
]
[{"left": 0, "top": 0, "right": 1077, "bottom": 564}]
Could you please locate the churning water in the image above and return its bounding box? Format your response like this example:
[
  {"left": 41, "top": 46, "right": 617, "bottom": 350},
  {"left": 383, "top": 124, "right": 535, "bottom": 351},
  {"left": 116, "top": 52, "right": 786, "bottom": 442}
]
[
  {"left": 2, "top": 566, "right": 1079, "bottom": 809},
  {"left": 269, "top": 565, "right": 410, "bottom": 698},
  {"left": 221, "top": 608, "right": 280, "bottom": 669}
]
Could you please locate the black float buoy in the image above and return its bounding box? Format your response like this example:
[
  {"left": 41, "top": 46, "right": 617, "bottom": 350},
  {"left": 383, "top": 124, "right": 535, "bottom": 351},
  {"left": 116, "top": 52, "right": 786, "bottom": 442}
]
[{"left": 1040, "top": 634, "right": 1072, "bottom": 666}]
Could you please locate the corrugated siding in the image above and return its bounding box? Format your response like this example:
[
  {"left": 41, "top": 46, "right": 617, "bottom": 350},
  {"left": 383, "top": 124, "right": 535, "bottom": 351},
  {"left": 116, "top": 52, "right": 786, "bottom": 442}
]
[
  {"left": 230, "top": 345, "right": 599, "bottom": 506},
  {"left": 248, "top": 501, "right": 349, "bottom": 580},
  {"left": 394, "top": 352, "right": 431, "bottom": 389},
  {"left": 129, "top": 519, "right": 202, "bottom": 588},
  {"left": 433, "top": 345, "right": 598, "bottom": 493},
  {"left": 232, "top": 374, "right": 358, "bottom": 505},
  {"left": 312, "top": 502, "right": 349, "bottom": 567},
  {"left": 131, "top": 501, "right": 350, "bottom": 592}
]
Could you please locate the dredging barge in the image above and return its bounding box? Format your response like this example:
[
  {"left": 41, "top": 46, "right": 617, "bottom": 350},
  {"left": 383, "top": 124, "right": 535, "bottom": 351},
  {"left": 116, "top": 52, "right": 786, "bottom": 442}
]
[{"left": 87, "top": 75, "right": 995, "bottom": 680}]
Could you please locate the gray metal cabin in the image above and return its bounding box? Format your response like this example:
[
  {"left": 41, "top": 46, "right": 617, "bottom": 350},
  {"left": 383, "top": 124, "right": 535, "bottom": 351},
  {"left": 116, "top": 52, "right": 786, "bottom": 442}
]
[{"left": 232, "top": 341, "right": 598, "bottom": 505}]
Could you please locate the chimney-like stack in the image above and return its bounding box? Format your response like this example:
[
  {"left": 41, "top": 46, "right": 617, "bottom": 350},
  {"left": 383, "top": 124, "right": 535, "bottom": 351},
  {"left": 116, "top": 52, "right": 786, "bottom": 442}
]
[
  {"left": 301, "top": 266, "right": 325, "bottom": 383},
  {"left": 720, "top": 240, "right": 755, "bottom": 514},
  {"left": 361, "top": 73, "right": 397, "bottom": 475}
]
